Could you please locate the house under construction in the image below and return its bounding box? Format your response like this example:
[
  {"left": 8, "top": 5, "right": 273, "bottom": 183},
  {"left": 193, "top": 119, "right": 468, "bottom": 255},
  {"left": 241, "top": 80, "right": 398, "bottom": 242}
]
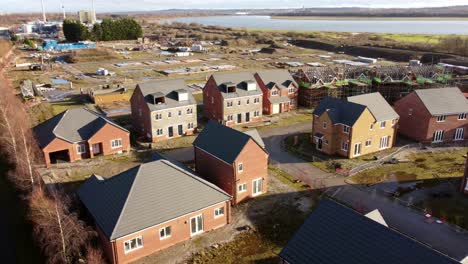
[{"left": 294, "top": 65, "right": 455, "bottom": 107}]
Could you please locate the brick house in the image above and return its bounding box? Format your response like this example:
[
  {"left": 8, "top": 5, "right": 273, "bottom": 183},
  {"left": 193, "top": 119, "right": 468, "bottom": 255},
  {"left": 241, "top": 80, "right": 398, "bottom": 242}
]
[
  {"left": 193, "top": 121, "right": 268, "bottom": 205},
  {"left": 78, "top": 156, "right": 231, "bottom": 264},
  {"left": 394, "top": 87, "right": 468, "bottom": 144},
  {"left": 203, "top": 72, "right": 263, "bottom": 126},
  {"left": 130, "top": 79, "right": 197, "bottom": 142},
  {"left": 254, "top": 69, "right": 298, "bottom": 115},
  {"left": 33, "top": 108, "right": 130, "bottom": 168},
  {"left": 312, "top": 93, "right": 399, "bottom": 159}
]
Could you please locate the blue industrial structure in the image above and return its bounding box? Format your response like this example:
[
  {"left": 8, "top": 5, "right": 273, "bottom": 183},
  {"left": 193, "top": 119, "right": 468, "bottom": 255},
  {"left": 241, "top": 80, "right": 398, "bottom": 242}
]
[{"left": 42, "top": 40, "right": 96, "bottom": 51}]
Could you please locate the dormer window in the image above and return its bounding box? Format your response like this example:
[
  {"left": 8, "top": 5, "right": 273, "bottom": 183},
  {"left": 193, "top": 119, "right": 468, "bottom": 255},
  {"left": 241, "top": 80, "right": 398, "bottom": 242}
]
[
  {"left": 175, "top": 89, "right": 188, "bottom": 101},
  {"left": 458, "top": 113, "right": 467, "bottom": 120},
  {"left": 436, "top": 115, "right": 446, "bottom": 122},
  {"left": 223, "top": 82, "right": 236, "bottom": 93},
  {"left": 148, "top": 92, "right": 165, "bottom": 105},
  {"left": 244, "top": 80, "right": 257, "bottom": 91}
]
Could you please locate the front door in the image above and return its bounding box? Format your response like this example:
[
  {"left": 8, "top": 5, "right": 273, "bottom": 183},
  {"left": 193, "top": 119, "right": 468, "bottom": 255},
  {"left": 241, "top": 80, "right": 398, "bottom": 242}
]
[
  {"left": 168, "top": 126, "right": 174, "bottom": 138},
  {"left": 237, "top": 113, "right": 242, "bottom": 124},
  {"left": 253, "top": 178, "right": 263, "bottom": 196},
  {"left": 92, "top": 143, "right": 101, "bottom": 155},
  {"left": 246, "top": 112, "right": 250, "bottom": 123},
  {"left": 178, "top": 124, "right": 183, "bottom": 136},
  {"left": 316, "top": 138, "right": 323, "bottom": 150},
  {"left": 272, "top": 104, "right": 280, "bottom": 114},
  {"left": 190, "top": 214, "right": 204, "bottom": 236}
]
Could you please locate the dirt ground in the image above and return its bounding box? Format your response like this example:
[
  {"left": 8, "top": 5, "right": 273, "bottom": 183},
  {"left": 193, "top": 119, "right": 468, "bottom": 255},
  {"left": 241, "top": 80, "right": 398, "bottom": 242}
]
[{"left": 133, "top": 172, "right": 317, "bottom": 264}]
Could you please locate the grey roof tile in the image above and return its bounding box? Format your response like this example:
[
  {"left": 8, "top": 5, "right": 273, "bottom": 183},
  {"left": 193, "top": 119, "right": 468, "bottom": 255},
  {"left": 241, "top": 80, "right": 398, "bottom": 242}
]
[
  {"left": 78, "top": 157, "right": 231, "bottom": 240},
  {"left": 414, "top": 87, "right": 468, "bottom": 116},
  {"left": 348, "top": 92, "right": 399, "bottom": 122},
  {"left": 137, "top": 79, "right": 196, "bottom": 112},
  {"left": 313, "top": 97, "right": 367, "bottom": 127},
  {"left": 279, "top": 199, "right": 458, "bottom": 264},
  {"left": 211, "top": 72, "right": 263, "bottom": 99},
  {"left": 256, "top": 69, "right": 298, "bottom": 90}
]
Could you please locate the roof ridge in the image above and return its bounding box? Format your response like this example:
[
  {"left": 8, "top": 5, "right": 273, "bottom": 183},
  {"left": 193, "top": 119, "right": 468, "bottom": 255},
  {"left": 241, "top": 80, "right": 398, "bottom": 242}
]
[
  {"left": 51, "top": 109, "right": 73, "bottom": 143},
  {"left": 110, "top": 164, "right": 142, "bottom": 239},
  {"left": 160, "top": 159, "right": 231, "bottom": 198}
]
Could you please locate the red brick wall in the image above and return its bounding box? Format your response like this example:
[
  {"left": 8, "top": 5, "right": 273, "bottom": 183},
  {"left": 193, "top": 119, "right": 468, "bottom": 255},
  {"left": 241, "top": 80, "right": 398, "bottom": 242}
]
[
  {"left": 254, "top": 73, "right": 298, "bottom": 115},
  {"left": 108, "top": 201, "right": 230, "bottom": 264},
  {"left": 42, "top": 138, "right": 80, "bottom": 167},
  {"left": 89, "top": 123, "right": 130, "bottom": 156},
  {"left": 233, "top": 139, "right": 269, "bottom": 204},
  {"left": 130, "top": 86, "right": 152, "bottom": 140},
  {"left": 194, "top": 147, "right": 235, "bottom": 198},
  {"left": 203, "top": 76, "right": 223, "bottom": 122},
  {"left": 394, "top": 92, "right": 468, "bottom": 143}
]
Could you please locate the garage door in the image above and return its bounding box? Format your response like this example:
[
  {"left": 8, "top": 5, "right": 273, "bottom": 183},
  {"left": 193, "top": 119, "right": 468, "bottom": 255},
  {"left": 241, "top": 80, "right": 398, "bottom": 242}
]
[{"left": 272, "top": 104, "right": 280, "bottom": 114}]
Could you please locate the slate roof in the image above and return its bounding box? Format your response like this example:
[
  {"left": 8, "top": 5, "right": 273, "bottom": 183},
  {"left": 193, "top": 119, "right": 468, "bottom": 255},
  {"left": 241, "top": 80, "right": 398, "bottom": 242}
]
[
  {"left": 77, "top": 158, "right": 231, "bottom": 240},
  {"left": 279, "top": 199, "right": 458, "bottom": 264},
  {"left": 33, "top": 108, "right": 128, "bottom": 148},
  {"left": 313, "top": 97, "right": 367, "bottom": 127},
  {"left": 211, "top": 72, "right": 262, "bottom": 99},
  {"left": 137, "top": 79, "right": 196, "bottom": 112},
  {"left": 348, "top": 92, "right": 399, "bottom": 122},
  {"left": 414, "top": 87, "right": 468, "bottom": 116},
  {"left": 193, "top": 121, "right": 267, "bottom": 164},
  {"left": 256, "top": 69, "right": 298, "bottom": 90}
]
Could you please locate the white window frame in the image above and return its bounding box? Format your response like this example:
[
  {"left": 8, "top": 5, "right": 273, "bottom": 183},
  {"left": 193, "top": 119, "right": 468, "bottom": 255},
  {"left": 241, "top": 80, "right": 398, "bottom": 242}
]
[
  {"left": 323, "top": 122, "right": 327, "bottom": 129},
  {"left": 159, "top": 226, "right": 171, "bottom": 240},
  {"left": 155, "top": 113, "right": 162, "bottom": 120},
  {"left": 354, "top": 142, "right": 362, "bottom": 156},
  {"left": 341, "top": 141, "right": 349, "bottom": 151},
  {"left": 252, "top": 178, "right": 263, "bottom": 196},
  {"left": 123, "top": 236, "right": 143, "bottom": 254},
  {"left": 238, "top": 163, "right": 243, "bottom": 173},
  {"left": 288, "top": 87, "right": 295, "bottom": 94},
  {"left": 343, "top": 125, "right": 350, "bottom": 134},
  {"left": 254, "top": 97, "right": 260, "bottom": 104},
  {"left": 156, "top": 128, "right": 163, "bottom": 136},
  {"left": 370, "top": 123, "right": 374, "bottom": 130},
  {"left": 190, "top": 214, "right": 204, "bottom": 236},
  {"left": 380, "top": 121, "right": 386, "bottom": 129},
  {"left": 365, "top": 139, "right": 372, "bottom": 147},
  {"left": 454, "top": 128, "right": 465, "bottom": 141},
  {"left": 214, "top": 207, "right": 225, "bottom": 218},
  {"left": 167, "top": 112, "right": 172, "bottom": 118},
  {"left": 458, "top": 113, "right": 467, "bottom": 120},
  {"left": 436, "top": 115, "right": 446, "bottom": 122},
  {"left": 379, "top": 136, "right": 390, "bottom": 150},
  {"left": 290, "top": 99, "right": 296, "bottom": 106},
  {"left": 111, "top": 139, "right": 122, "bottom": 149},
  {"left": 271, "top": 90, "right": 278, "bottom": 96},
  {"left": 246, "top": 99, "right": 250, "bottom": 105},
  {"left": 433, "top": 130, "right": 444, "bottom": 143},
  {"left": 76, "top": 144, "right": 86, "bottom": 154},
  {"left": 238, "top": 183, "right": 247, "bottom": 193}
]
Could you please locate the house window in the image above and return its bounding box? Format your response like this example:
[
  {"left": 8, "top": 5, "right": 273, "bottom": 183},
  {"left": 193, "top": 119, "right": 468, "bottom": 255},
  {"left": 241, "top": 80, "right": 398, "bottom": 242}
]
[
  {"left": 254, "top": 98, "right": 260, "bottom": 104},
  {"left": 341, "top": 141, "right": 349, "bottom": 151},
  {"left": 237, "top": 100, "right": 241, "bottom": 106},
  {"left": 354, "top": 143, "right": 362, "bottom": 156},
  {"left": 238, "top": 183, "right": 247, "bottom": 193},
  {"left": 167, "top": 112, "right": 172, "bottom": 118},
  {"left": 379, "top": 136, "right": 389, "bottom": 149},
  {"left": 380, "top": 121, "right": 386, "bottom": 128},
  {"left": 365, "top": 139, "right": 372, "bottom": 147},
  {"left": 254, "top": 111, "right": 260, "bottom": 117},
  {"left": 76, "top": 144, "right": 86, "bottom": 154},
  {"left": 436, "top": 115, "right": 446, "bottom": 122},
  {"left": 124, "top": 236, "right": 143, "bottom": 254},
  {"left": 238, "top": 163, "right": 243, "bottom": 173},
  {"left": 187, "top": 108, "right": 193, "bottom": 114},
  {"left": 111, "top": 139, "right": 122, "bottom": 148},
  {"left": 408, "top": 108, "right": 413, "bottom": 116},
  {"left": 155, "top": 113, "right": 162, "bottom": 120},
  {"left": 156, "top": 129, "right": 163, "bottom": 135},
  {"left": 190, "top": 214, "right": 204, "bottom": 236},
  {"left": 214, "top": 207, "right": 224, "bottom": 218},
  {"left": 433, "top": 130, "right": 444, "bottom": 143},
  {"left": 323, "top": 122, "right": 327, "bottom": 129},
  {"left": 391, "top": 119, "right": 396, "bottom": 126},
  {"left": 288, "top": 87, "right": 295, "bottom": 94},
  {"left": 252, "top": 178, "right": 263, "bottom": 196},
  {"left": 343, "top": 125, "right": 350, "bottom": 134},
  {"left": 290, "top": 99, "right": 296, "bottom": 106},
  {"left": 370, "top": 123, "right": 374, "bottom": 130},
  {"left": 188, "top": 123, "right": 194, "bottom": 129},
  {"left": 454, "top": 128, "right": 465, "bottom": 141},
  {"left": 178, "top": 110, "right": 182, "bottom": 116},
  {"left": 159, "top": 226, "right": 171, "bottom": 240},
  {"left": 138, "top": 108, "right": 142, "bottom": 117},
  {"left": 227, "top": 115, "right": 233, "bottom": 121},
  {"left": 246, "top": 99, "right": 250, "bottom": 105},
  {"left": 227, "top": 101, "right": 233, "bottom": 107},
  {"left": 271, "top": 90, "right": 278, "bottom": 96},
  {"left": 458, "top": 113, "right": 467, "bottom": 120}
]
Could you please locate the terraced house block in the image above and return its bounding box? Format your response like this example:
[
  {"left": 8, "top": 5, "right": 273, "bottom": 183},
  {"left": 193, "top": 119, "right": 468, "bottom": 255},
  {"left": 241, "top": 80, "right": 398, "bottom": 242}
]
[
  {"left": 312, "top": 93, "right": 399, "bottom": 159},
  {"left": 131, "top": 79, "right": 197, "bottom": 142}
]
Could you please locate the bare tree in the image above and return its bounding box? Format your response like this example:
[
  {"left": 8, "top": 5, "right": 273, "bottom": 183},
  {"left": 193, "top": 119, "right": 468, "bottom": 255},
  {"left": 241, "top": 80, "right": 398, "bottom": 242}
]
[{"left": 86, "top": 245, "right": 107, "bottom": 264}]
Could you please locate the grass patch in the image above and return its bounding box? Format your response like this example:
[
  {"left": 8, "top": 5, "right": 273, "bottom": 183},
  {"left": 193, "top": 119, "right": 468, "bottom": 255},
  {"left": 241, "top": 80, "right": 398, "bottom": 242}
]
[
  {"left": 258, "top": 111, "right": 312, "bottom": 131},
  {"left": 348, "top": 150, "right": 466, "bottom": 184},
  {"left": 269, "top": 166, "right": 309, "bottom": 191}
]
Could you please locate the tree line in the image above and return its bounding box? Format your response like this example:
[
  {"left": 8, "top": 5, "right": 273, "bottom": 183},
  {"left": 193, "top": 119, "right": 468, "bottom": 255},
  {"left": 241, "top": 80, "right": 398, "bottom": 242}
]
[
  {"left": 63, "top": 17, "right": 143, "bottom": 42},
  {"left": 0, "top": 40, "right": 105, "bottom": 263}
]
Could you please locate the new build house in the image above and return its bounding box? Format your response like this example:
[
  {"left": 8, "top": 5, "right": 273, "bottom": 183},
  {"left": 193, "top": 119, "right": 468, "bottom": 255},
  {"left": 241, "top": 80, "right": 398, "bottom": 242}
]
[
  {"left": 254, "top": 69, "right": 298, "bottom": 115},
  {"left": 394, "top": 87, "right": 468, "bottom": 144},
  {"left": 33, "top": 108, "right": 130, "bottom": 167},
  {"left": 312, "top": 93, "right": 399, "bottom": 158},
  {"left": 279, "top": 199, "right": 458, "bottom": 264},
  {"left": 78, "top": 156, "right": 231, "bottom": 264},
  {"left": 131, "top": 79, "right": 197, "bottom": 142},
  {"left": 193, "top": 121, "right": 268, "bottom": 205},
  {"left": 203, "top": 72, "right": 263, "bottom": 126}
]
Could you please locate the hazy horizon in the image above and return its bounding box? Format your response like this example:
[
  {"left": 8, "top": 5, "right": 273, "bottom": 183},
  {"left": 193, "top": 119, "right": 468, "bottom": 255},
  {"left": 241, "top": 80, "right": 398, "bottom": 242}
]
[{"left": 1, "top": 0, "right": 468, "bottom": 14}]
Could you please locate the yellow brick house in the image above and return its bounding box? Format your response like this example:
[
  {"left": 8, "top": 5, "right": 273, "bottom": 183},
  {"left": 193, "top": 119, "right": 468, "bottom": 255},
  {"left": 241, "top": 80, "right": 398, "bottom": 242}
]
[{"left": 312, "top": 93, "right": 399, "bottom": 158}]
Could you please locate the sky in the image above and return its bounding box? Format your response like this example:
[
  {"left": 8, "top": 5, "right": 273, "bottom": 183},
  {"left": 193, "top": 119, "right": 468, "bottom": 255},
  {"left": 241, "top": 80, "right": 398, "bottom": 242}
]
[{"left": 1, "top": 0, "right": 468, "bottom": 13}]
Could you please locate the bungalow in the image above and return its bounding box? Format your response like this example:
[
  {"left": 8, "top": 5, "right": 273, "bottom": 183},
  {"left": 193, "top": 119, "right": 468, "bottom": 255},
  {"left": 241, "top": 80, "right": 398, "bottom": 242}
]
[
  {"left": 33, "top": 108, "right": 130, "bottom": 168},
  {"left": 203, "top": 72, "right": 263, "bottom": 126},
  {"left": 130, "top": 79, "right": 197, "bottom": 142},
  {"left": 279, "top": 199, "right": 458, "bottom": 264},
  {"left": 394, "top": 87, "right": 468, "bottom": 144},
  {"left": 77, "top": 156, "right": 231, "bottom": 264},
  {"left": 254, "top": 69, "right": 298, "bottom": 115},
  {"left": 312, "top": 93, "right": 399, "bottom": 159},
  {"left": 193, "top": 121, "right": 268, "bottom": 205}
]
